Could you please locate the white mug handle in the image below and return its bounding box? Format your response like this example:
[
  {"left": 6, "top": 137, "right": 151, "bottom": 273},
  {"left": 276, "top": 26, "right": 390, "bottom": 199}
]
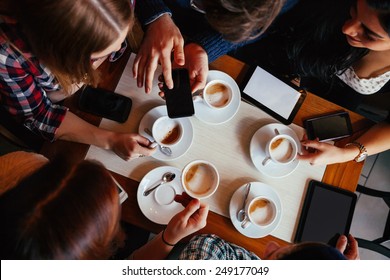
[
  {"left": 192, "top": 90, "right": 203, "bottom": 103},
  {"left": 193, "top": 95, "right": 203, "bottom": 103},
  {"left": 262, "top": 128, "right": 281, "bottom": 166},
  {"left": 262, "top": 156, "right": 271, "bottom": 166}
]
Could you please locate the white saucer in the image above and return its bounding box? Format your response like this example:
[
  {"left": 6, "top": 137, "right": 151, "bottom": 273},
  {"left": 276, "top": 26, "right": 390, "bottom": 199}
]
[
  {"left": 139, "top": 105, "right": 193, "bottom": 161},
  {"left": 229, "top": 182, "right": 282, "bottom": 238},
  {"left": 137, "top": 166, "right": 185, "bottom": 225},
  {"left": 250, "top": 123, "right": 301, "bottom": 178},
  {"left": 194, "top": 70, "right": 241, "bottom": 125}
]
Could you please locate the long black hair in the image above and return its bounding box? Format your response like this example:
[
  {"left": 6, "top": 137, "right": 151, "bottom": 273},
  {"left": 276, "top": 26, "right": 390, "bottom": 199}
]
[
  {"left": 370, "top": 0, "right": 390, "bottom": 33},
  {"left": 285, "top": 0, "right": 358, "bottom": 82}
]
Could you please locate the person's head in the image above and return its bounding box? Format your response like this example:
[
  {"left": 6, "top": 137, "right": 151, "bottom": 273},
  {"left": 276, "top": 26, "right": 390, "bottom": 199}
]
[
  {"left": 264, "top": 241, "right": 347, "bottom": 260},
  {"left": 342, "top": 0, "right": 390, "bottom": 51},
  {"left": 7, "top": 0, "right": 133, "bottom": 92},
  {"left": 0, "top": 157, "right": 122, "bottom": 259},
  {"left": 284, "top": 0, "right": 368, "bottom": 82},
  {"left": 200, "top": 0, "right": 286, "bottom": 42}
]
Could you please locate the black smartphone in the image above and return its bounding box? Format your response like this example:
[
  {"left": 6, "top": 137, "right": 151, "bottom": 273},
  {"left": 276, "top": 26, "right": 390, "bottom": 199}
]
[
  {"left": 164, "top": 68, "right": 195, "bottom": 118},
  {"left": 78, "top": 86, "right": 132, "bottom": 123},
  {"left": 304, "top": 111, "right": 353, "bottom": 142},
  {"left": 294, "top": 180, "right": 357, "bottom": 247}
]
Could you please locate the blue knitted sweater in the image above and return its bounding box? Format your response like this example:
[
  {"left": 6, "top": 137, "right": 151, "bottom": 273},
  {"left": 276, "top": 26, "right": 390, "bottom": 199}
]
[{"left": 135, "top": 0, "right": 299, "bottom": 62}]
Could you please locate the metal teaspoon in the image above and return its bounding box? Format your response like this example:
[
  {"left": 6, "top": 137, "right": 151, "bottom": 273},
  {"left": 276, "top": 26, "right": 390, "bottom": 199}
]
[
  {"left": 143, "top": 172, "right": 176, "bottom": 196},
  {"left": 144, "top": 128, "right": 173, "bottom": 156},
  {"left": 237, "top": 183, "right": 251, "bottom": 222}
]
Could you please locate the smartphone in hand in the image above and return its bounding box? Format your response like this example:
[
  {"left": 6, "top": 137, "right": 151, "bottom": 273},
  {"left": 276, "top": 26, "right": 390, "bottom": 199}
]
[
  {"left": 164, "top": 68, "right": 195, "bottom": 118},
  {"left": 78, "top": 86, "right": 132, "bottom": 123}
]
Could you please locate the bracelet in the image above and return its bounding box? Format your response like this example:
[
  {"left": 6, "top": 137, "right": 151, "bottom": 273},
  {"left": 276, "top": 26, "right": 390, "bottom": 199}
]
[
  {"left": 345, "top": 142, "right": 368, "bottom": 162},
  {"left": 161, "top": 229, "right": 176, "bottom": 247}
]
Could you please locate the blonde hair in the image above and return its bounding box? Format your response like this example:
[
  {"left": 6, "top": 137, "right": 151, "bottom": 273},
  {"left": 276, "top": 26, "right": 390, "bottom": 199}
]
[
  {"left": 9, "top": 0, "right": 133, "bottom": 93},
  {"left": 203, "top": 0, "right": 285, "bottom": 42}
]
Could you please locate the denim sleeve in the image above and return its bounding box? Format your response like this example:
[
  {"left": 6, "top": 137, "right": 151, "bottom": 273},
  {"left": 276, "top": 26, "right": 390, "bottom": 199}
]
[{"left": 135, "top": 0, "right": 172, "bottom": 26}]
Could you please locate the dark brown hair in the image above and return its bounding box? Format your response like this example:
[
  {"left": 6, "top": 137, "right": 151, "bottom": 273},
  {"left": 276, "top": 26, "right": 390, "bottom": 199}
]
[
  {"left": 202, "top": 0, "right": 285, "bottom": 42},
  {"left": 0, "top": 157, "right": 121, "bottom": 259},
  {"left": 8, "top": 0, "right": 133, "bottom": 92}
]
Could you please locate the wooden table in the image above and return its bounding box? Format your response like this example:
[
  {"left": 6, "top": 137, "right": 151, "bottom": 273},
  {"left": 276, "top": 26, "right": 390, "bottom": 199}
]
[{"left": 40, "top": 38, "right": 374, "bottom": 259}]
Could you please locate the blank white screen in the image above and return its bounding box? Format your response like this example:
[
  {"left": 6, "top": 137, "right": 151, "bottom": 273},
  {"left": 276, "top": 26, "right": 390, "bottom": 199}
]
[{"left": 243, "top": 67, "right": 301, "bottom": 119}]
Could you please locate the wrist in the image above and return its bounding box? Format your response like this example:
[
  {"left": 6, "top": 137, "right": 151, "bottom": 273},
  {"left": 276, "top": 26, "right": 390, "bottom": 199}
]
[
  {"left": 161, "top": 228, "right": 179, "bottom": 246},
  {"left": 105, "top": 130, "right": 118, "bottom": 150},
  {"left": 146, "top": 13, "right": 172, "bottom": 29},
  {"left": 344, "top": 142, "right": 368, "bottom": 162},
  {"left": 344, "top": 144, "right": 360, "bottom": 160}
]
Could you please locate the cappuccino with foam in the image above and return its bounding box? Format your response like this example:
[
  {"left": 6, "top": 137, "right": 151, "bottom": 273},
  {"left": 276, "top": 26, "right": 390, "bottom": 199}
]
[
  {"left": 262, "top": 132, "right": 298, "bottom": 166},
  {"left": 181, "top": 160, "right": 219, "bottom": 199},
  {"left": 205, "top": 83, "right": 231, "bottom": 108},
  {"left": 202, "top": 80, "right": 232, "bottom": 109},
  {"left": 270, "top": 137, "right": 294, "bottom": 163},
  {"left": 248, "top": 198, "right": 276, "bottom": 227}
]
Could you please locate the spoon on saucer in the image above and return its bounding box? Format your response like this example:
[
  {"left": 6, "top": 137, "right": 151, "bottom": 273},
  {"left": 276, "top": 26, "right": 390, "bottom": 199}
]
[
  {"left": 144, "top": 128, "right": 172, "bottom": 156},
  {"left": 143, "top": 172, "right": 176, "bottom": 196},
  {"left": 237, "top": 183, "right": 251, "bottom": 222}
]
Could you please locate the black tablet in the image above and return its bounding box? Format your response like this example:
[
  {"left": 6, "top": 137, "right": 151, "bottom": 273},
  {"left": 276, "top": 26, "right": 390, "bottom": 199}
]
[
  {"left": 240, "top": 65, "right": 306, "bottom": 124},
  {"left": 294, "top": 180, "right": 357, "bottom": 246}
]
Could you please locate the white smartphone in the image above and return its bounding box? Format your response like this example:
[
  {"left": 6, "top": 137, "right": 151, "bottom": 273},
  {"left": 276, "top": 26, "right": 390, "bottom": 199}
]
[{"left": 111, "top": 176, "right": 128, "bottom": 204}]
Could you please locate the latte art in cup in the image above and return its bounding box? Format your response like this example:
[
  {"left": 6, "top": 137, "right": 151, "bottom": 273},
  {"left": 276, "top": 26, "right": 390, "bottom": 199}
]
[
  {"left": 270, "top": 137, "right": 294, "bottom": 163},
  {"left": 181, "top": 160, "right": 219, "bottom": 199},
  {"left": 200, "top": 79, "right": 233, "bottom": 110},
  {"left": 262, "top": 131, "right": 298, "bottom": 166},
  {"left": 184, "top": 163, "right": 214, "bottom": 195},
  {"left": 205, "top": 83, "right": 231, "bottom": 108},
  {"left": 248, "top": 198, "right": 276, "bottom": 227}
]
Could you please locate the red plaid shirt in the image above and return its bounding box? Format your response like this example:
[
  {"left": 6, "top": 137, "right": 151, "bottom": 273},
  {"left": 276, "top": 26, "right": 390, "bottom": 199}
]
[
  {"left": 0, "top": 16, "right": 128, "bottom": 141},
  {"left": 0, "top": 16, "right": 67, "bottom": 141}
]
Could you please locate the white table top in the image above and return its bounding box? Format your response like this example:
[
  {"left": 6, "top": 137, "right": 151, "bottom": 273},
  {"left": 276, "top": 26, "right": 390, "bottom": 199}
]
[{"left": 86, "top": 54, "right": 326, "bottom": 242}]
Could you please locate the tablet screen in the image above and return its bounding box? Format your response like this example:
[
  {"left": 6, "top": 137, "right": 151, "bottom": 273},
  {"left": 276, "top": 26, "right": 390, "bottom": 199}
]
[
  {"left": 241, "top": 66, "right": 305, "bottom": 124},
  {"left": 295, "top": 180, "right": 357, "bottom": 246}
]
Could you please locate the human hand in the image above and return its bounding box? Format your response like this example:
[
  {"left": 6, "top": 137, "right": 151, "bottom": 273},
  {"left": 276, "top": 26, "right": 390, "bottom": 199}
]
[
  {"left": 335, "top": 234, "right": 360, "bottom": 260},
  {"left": 133, "top": 14, "right": 185, "bottom": 93},
  {"left": 179, "top": 43, "right": 208, "bottom": 93},
  {"left": 297, "top": 139, "right": 351, "bottom": 165},
  {"left": 109, "top": 133, "right": 156, "bottom": 161},
  {"left": 164, "top": 196, "right": 209, "bottom": 245},
  {"left": 174, "top": 192, "right": 193, "bottom": 207},
  {"left": 157, "top": 43, "right": 208, "bottom": 98}
]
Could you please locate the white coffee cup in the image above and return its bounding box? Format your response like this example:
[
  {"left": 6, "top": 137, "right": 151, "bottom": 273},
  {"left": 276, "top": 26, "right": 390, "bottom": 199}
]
[
  {"left": 241, "top": 195, "right": 277, "bottom": 229},
  {"left": 152, "top": 116, "right": 183, "bottom": 147},
  {"left": 181, "top": 160, "right": 219, "bottom": 199},
  {"left": 262, "top": 128, "right": 298, "bottom": 166},
  {"left": 194, "top": 80, "right": 233, "bottom": 109}
]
